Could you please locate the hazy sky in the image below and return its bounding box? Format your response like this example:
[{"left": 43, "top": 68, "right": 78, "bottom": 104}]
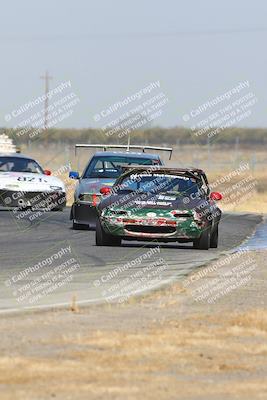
[{"left": 1, "top": 0, "right": 267, "bottom": 129}]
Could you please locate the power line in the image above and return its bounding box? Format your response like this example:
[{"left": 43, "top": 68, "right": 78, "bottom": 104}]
[{"left": 1, "top": 27, "right": 267, "bottom": 42}]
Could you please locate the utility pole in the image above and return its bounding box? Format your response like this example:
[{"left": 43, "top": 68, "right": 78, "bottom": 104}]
[
  {"left": 207, "top": 135, "right": 211, "bottom": 171},
  {"left": 40, "top": 70, "right": 53, "bottom": 131}
]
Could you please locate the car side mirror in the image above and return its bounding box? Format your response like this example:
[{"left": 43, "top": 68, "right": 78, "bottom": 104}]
[
  {"left": 100, "top": 186, "right": 111, "bottom": 196},
  {"left": 69, "top": 171, "right": 79, "bottom": 180},
  {"left": 210, "top": 192, "right": 223, "bottom": 201},
  {"left": 44, "top": 169, "right": 51, "bottom": 176}
]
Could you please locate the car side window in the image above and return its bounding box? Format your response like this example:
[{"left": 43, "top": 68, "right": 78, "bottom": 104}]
[
  {"left": 94, "top": 160, "right": 104, "bottom": 173},
  {"left": 0, "top": 161, "right": 10, "bottom": 171},
  {"left": 26, "top": 161, "right": 42, "bottom": 173}
]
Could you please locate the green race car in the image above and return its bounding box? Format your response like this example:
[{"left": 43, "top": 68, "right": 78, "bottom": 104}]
[{"left": 95, "top": 167, "right": 223, "bottom": 250}]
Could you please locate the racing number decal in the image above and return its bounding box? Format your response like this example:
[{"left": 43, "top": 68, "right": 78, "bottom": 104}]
[
  {"left": 17, "top": 177, "right": 34, "bottom": 182},
  {"left": 17, "top": 177, "right": 48, "bottom": 183}
]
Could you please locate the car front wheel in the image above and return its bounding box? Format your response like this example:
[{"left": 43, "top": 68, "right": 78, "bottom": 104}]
[
  {"left": 210, "top": 225, "right": 219, "bottom": 248},
  {"left": 95, "top": 218, "right": 121, "bottom": 246},
  {"left": 193, "top": 227, "right": 211, "bottom": 250}
]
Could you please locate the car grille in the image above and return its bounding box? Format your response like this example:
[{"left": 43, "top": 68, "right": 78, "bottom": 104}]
[
  {"left": 173, "top": 213, "right": 191, "bottom": 218},
  {"left": 125, "top": 225, "right": 176, "bottom": 234},
  {"left": 79, "top": 194, "right": 101, "bottom": 203},
  {"left": 0, "top": 190, "right": 66, "bottom": 208}
]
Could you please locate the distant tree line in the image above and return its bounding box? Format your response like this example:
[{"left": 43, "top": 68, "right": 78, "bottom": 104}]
[{"left": 1, "top": 126, "right": 267, "bottom": 146}]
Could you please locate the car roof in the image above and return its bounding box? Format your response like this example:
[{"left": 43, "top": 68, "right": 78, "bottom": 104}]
[
  {"left": 92, "top": 151, "right": 160, "bottom": 160},
  {"left": 0, "top": 153, "right": 35, "bottom": 160}
]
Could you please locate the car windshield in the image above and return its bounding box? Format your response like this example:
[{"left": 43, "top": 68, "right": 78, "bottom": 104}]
[
  {"left": 83, "top": 156, "right": 160, "bottom": 179},
  {"left": 0, "top": 157, "right": 44, "bottom": 174},
  {"left": 117, "top": 174, "right": 202, "bottom": 197}
]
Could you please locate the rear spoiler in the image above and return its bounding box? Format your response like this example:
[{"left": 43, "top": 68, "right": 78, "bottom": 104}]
[
  {"left": 120, "top": 166, "right": 204, "bottom": 180},
  {"left": 74, "top": 144, "right": 173, "bottom": 160}
]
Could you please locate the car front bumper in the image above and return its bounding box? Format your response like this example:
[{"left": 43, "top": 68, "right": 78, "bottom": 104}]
[
  {"left": 101, "top": 216, "right": 206, "bottom": 241},
  {"left": 0, "top": 189, "right": 66, "bottom": 209},
  {"left": 70, "top": 202, "right": 99, "bottom": 227}
]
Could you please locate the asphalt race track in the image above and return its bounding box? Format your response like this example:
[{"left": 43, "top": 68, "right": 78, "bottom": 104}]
[{"left": 0, "top": 208, "right": 262, "bottom": 313}]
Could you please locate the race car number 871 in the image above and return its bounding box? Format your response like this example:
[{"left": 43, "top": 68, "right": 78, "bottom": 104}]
[{"left": 17, "top": 177, "right": 48, "bottom": 183}]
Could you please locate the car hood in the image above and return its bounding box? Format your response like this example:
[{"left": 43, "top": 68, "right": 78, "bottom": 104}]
[
  {"left": 0, "top": 172, "right": 65, "bottom": 192},
  {"left": 99, "top": 191, "right": 208, "bottom": 212},
  {"left": 76, "top": 177, "right": 116, "bottom": 195}
]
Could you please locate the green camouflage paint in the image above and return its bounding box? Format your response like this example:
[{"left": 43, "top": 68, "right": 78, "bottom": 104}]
[{"left": 100, "top": 206, "right": 204, "bottom": 239}]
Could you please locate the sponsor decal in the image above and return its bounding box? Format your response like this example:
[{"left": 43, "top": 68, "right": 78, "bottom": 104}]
[
  {"left": 146, "top": 212, "right": 157, "bottom": 217},
  {"left": 134, "top": 200, "right": 172, "bottom": 206},
  {"left": 158, "top": 195, "right": 176, "bottom": 201}
]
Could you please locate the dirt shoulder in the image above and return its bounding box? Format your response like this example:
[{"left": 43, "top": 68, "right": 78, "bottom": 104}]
[{"left": 0, "top": 250, "right": 267, "bottom": 400}]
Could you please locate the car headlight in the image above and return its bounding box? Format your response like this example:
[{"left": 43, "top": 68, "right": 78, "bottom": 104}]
[
  {"left": 102, "top": 208, "right": 129, "bottom": 217},
  {"left": 50, "top": 185, "right": 63, "bottom": 191},
  {"left": 4, "top": 184, "right": 20, "bottom": 189},
  {"left": 192, "top": 210, "right": 202, "bottom": 221},
  {"left": 108, "top": 209, "right": 129, "bottom": 216}
]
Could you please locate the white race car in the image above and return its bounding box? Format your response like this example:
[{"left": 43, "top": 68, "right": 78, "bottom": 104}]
[{"left": 0, "top": 153, "right": 66, "bottom": 210}]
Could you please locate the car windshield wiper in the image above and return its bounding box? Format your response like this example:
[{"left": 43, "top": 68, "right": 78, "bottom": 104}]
[
  {"left": 86, "top": 175, "right": 118, "bottom": 179},
  {"left": 118, "top": 188, "right": 148, "bottom": 194},
  {"left": 117, "top": 188, "right": 136, "bottom": 193},
  {"left": 155, "top": 190, "right": 181, "bottom": 196}
]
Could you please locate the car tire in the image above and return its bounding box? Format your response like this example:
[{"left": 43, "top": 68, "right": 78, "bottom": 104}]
[
  {"left": 210, "top": 225, "right": 219, "bottom": 248},
  {"left": 193, "top": 227, "right": 211, "bottom": 250},
  {"left": 95, "top": 218, "right": 121, "bottom": 246}
]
